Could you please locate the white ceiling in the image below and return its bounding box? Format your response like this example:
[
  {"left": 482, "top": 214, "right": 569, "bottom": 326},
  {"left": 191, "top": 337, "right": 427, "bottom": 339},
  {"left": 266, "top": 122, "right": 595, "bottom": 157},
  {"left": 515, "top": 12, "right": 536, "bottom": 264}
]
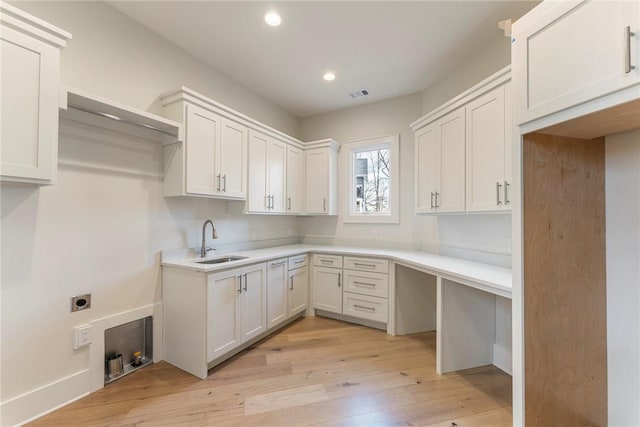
[{"left": 109, "top": 1, "right": 538, "bottom": 118}]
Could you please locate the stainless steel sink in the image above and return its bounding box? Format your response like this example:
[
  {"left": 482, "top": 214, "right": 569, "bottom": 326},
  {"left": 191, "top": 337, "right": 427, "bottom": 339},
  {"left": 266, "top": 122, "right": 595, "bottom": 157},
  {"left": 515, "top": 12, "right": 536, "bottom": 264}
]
[{"left": 196, "top": 256, "right": 247, "bottom": 265}]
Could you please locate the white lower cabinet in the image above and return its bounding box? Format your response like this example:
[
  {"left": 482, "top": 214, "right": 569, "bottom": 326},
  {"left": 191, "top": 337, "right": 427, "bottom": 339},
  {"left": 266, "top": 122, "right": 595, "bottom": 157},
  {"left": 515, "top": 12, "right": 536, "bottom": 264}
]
[
  {"left": 267, "top": 258, "right": 288, "bottom": 329},
  {"left": 312, "top": 266, "right": 343, "bottom": 314},
  {"left": 288, "top": 265, "right": 309, "bottom": 316},
  {"left": 207, "top": 263, "right": 266, "bottom": 362}
]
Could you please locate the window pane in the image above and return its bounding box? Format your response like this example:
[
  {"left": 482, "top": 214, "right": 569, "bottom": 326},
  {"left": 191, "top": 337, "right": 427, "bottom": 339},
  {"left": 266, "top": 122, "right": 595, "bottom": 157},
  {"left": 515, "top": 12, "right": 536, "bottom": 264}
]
[{"left": 353, "top": 146, "right": 390, "bottom": 214}]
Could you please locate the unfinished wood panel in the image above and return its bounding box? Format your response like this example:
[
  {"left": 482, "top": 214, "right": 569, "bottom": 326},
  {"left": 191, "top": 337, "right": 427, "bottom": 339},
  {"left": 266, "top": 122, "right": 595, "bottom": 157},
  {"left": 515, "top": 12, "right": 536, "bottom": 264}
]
[
  {"left": 523, "top": 133, "right": 607, "bottom": 426},
  {"left": 538, "top": 98, "right": 640, "bottom": 140}
]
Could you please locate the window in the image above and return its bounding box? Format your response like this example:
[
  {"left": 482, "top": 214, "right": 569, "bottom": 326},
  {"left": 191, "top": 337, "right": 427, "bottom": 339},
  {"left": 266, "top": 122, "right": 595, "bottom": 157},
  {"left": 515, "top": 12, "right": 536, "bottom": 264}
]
[{"left": 343, "top": 134, "right": 399, "bottom": 223}]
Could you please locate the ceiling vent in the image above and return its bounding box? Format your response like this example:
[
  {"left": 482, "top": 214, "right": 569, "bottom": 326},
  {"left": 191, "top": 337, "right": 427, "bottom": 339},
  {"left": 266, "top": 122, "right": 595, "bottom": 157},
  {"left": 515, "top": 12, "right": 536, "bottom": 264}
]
[{"left": 348, "top": 89, "right": 369, "bottom": 99}]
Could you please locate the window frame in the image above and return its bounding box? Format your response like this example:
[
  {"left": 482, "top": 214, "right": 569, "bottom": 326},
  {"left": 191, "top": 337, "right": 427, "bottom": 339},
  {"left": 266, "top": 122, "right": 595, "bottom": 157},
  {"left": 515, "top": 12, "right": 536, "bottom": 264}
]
[{"left": 342, "top": 134, "right": 399, "bottom": 224}]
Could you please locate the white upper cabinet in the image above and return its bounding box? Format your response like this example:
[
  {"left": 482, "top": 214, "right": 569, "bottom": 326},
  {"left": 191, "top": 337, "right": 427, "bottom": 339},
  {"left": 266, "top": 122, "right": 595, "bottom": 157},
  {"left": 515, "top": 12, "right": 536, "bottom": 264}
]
[
  {"left": 248, "top": 130, "right": 286, "bottom": 213},
  {"left": 512, "top": 0, "right": 640, "bottom": 126},
  {"left": 414, "top": 108, "right": 465, "bottom": 214},
  {"left": 412, "top": 67, "right": 512, "bottom": 215},
  {"left": 465, "top": 83, "right": 512, "bottom": 211},
  {"left": 162, "top": 92, "right": 247, "bottom": 200},
  {"left": 305, "top": 140, "right": 339, "bottom": 215},
  {"left": 286, "top": 145, "right": 304, "bottom": 214},
  {"left": 0, "top": 4, "right": 71, "bottom": 184}
]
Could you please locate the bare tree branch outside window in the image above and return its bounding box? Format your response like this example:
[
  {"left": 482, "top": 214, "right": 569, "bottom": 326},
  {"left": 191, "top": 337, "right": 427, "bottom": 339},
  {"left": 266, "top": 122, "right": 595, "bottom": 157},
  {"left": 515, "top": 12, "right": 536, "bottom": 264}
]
[{"left": 354, "top": 147, "right": 390, "bottom": 213}]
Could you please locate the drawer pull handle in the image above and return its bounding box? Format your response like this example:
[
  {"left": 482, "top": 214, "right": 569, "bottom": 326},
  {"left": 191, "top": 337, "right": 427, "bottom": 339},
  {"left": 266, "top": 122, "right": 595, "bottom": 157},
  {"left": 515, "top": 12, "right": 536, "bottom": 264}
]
[
  {"left": 353, "top": 281, "right": 375, "bottom": 287},
  {"left": 294, "top": 259, "right": 304, "bottom": 264},
  {"left": 320, "top": 259, "right": 332, "bottom": 264},
  {"left": 354, "top": 304, "right": 375, "bottom": 311},
  {"left": 354, "top": 262, "right": 376, "bottom": 268},
  {"left": 271, "top": 260, "right": 287, "bottom": 266},
  {"left": 626, "top": 26, "right": 636, "bottom": 73}
]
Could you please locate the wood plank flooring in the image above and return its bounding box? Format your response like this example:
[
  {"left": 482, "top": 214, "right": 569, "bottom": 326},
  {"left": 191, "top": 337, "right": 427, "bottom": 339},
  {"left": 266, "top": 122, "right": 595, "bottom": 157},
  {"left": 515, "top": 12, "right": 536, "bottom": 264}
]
[{"left": 29, "top": 317, "right": 512, "bottom": 426}]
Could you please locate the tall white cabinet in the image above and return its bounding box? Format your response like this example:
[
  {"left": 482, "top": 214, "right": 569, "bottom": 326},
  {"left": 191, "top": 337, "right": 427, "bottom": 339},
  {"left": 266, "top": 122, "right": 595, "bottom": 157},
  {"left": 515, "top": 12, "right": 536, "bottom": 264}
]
[
  {"left": 305, "top": 139, "right": 340, "bottom": 215},
  {"left": 286, "top": 145, "right": 304, "bottom": 214},
  {"left": 0, "top": 4, "right": 71, "bottom": 184},
  {"left": 248, "top": 130, "right": 287, "bottom": 213}
]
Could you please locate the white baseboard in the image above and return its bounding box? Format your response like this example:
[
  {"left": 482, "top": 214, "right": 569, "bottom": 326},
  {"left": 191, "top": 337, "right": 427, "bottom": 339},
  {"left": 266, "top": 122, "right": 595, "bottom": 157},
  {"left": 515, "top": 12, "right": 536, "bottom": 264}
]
[
  {"left": 493, "top": 343, "right": 512, "bottom": 375},
  {"left": 0, "top": 369, "right": 89, "bottom": 427}
]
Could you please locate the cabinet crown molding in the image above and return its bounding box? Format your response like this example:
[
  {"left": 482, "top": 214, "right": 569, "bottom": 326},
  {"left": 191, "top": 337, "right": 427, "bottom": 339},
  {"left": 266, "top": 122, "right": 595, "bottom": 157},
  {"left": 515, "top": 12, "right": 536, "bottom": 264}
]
[
  {"left": 411, "top": 65, "right": 511, "bottom": 131},
  {"left": 0, "top": 2, "right": 71, "bottom": 47}
]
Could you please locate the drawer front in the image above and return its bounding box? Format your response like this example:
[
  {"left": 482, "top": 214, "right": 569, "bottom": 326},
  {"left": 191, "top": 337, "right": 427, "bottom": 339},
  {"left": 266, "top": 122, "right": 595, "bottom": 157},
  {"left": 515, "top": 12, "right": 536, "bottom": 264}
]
[
  {"left": 313, "top": 254, "right": 343, "bottom": 269},
  {"left": 343, "top": 269, "right": 389, "bottom": 298},
  {"left": 344, "top": 256, "right": 389, "bottom": 273},
  {"left": 342, "top": 292, "right": 388, "bottom": 323},
  {"left": 288, "top": 254, "right": 308, "bottom": 269}
]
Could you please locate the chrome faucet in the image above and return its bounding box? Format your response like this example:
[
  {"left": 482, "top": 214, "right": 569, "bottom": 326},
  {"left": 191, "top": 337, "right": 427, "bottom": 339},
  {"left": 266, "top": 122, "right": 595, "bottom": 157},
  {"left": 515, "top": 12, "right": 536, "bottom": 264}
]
[{"left": 200, "top": 219, "right": 218, "bottom": 257}]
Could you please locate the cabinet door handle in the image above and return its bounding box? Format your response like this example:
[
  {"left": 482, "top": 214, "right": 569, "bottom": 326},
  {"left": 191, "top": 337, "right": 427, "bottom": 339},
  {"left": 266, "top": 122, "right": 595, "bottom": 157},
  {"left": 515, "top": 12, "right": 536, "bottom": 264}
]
[
  {"left": 237, "top": 275, "right": 242, "bottom": 294},
  {"left": 353, "top": 281, "right": 375, "bottom": 287},
  {"left": 217, "top": 174, "right": 221, "bottom": 192},
  {"left": 354, "top": 304, "right": 375, "bottom": 311},
  {"left": 496, "top": 182, "right": 502, "bottom": 205},
  {"left": 271, "top": 260, "right": 287, "bottom": 267},
  {"left": 287, "top": 197, "right": 291, "bottom": 210},
  {"left": 222, "top": 174, "right": 227, "bottom": 192},
  {"left": 625, "top": 26, "right": 636, "bottom": 73},
  {"left": 289, "top": 277, "right": 294, "bottom": 290},
  {"left": 243, "top": 273, "right": 248, "bottom": 292},
  {"left": 323, "top": 198, "right": 327, "bottom": 212},
  {"left": 338, "top": 273, "right": 341, "bottom": 287},
  {"left": 270, "top": 195, "right": 275, "bottom": 209},
  {"left": 430, "top": 192, "right": 434, "bottom": 209},
  {"left": 435, "top": 192, "right": 440, "bottom": 208},
  {"left": 504, "top": 181, "right": 510, "bottom": 205}
]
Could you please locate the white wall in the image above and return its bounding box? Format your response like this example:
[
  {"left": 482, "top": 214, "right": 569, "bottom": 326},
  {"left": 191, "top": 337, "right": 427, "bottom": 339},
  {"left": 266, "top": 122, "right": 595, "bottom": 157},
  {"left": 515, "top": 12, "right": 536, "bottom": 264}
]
[
  {"left": 1, "top": 2, "right": 301, "bottom": 425},
  {"left": 605, "top": 129, "right": 640, "bottom": 426},
  {"left": 11, "top": 1, "right": 299, "bottom": 136},
  {"left": 299, "top": 92, "right": 425, "bottom": 250}
]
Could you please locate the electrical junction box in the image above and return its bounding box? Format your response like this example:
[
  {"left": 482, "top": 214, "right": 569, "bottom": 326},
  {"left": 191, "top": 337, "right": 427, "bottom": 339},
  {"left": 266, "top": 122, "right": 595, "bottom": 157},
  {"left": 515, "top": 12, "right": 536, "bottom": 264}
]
[{"left": 73, "top": 324, "right": 93, "bottom": 349}]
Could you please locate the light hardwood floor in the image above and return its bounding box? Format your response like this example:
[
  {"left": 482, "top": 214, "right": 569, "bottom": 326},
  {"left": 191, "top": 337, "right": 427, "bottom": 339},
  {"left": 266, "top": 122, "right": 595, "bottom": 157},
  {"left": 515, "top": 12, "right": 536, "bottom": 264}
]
[{"left": 29, "top": 317, "right": 512, "bottom": 426}]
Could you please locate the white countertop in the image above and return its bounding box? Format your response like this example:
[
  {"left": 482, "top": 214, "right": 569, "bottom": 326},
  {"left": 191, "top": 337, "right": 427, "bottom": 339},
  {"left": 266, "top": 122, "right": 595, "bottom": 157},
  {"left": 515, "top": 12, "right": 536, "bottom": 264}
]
[{"left": 161, "top": 244, "right": 512, "bottom": 298}]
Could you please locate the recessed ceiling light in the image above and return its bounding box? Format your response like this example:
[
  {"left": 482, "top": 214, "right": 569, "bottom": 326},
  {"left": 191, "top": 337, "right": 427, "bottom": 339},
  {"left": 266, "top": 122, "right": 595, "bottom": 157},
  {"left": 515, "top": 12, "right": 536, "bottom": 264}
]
[
  {"left": 323, "top": 72, "right": 336, "bottom": 81},
  {"left": 265, "top": 12, "right": 281, "bottom": 27}
]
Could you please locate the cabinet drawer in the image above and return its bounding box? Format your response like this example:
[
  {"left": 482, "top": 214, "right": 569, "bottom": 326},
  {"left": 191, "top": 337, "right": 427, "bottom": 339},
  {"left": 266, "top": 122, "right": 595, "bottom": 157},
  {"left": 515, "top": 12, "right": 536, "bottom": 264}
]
[
  {"left": 344, "top": 256, "right": 388, "bottom": 273},
  {"left": 313, "top": 254, "right": 343, "bottom": 268},
  {"left": 342, "top": 292, "right": 388, "bottom": 323},
  {"left": 343, "top": 269, "right": 389, "bottom": 298},
  {"left": 288, "top": 254, "right": 308, "bottom": 269}
]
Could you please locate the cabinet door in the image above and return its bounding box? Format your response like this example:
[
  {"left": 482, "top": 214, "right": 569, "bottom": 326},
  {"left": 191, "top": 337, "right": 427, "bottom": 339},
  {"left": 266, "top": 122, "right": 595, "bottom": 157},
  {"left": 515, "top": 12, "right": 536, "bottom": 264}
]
[
  {"left": 437, "top": 108, "right": 466, "bottom": 213},
  {"left": 185, "top": 104, "right": 219, "bottom": 196},
  {"left": 218, "top": 118, "right": 247, "bottom": 199},
  {"left": 286, "top": 145, "right": 304, "bottom": 214},
  {"left": 1, "top": 27, "right": 60, "bottom": 183},
  {"left": 248, "top": 130, "right": 269, "bottom": 212},
  {"left": 207, "top": 272, "right": 242, "bottom": 362},
  {"left": 268, "top": 139, "right": 287, "bottom": 213},
  {"left": 313, "top": 266, "right": 342, "bottom": 314},
  {"left": 241, "top": 265, "right": 267, "bottom": 342},
  {"left": 267, "top": 259, "right": 288, "bottom": 329},
  {"left": 415, "top": 123, "right": 439, "bottom": 213},
  {"left": 465, "top": 86, "right": 506, "bottom": 212},
  {"left": 513, "top": 0, "right": 640, "bottom": 125},
  {"left": 305, "top": 148, "right": 329, "bottom": 214},
  {"left": 503, "top": 81, "right": 513, "bottom": 207},
  {"left": 288, "top": 266, "right": 309, "bottom": 317}
]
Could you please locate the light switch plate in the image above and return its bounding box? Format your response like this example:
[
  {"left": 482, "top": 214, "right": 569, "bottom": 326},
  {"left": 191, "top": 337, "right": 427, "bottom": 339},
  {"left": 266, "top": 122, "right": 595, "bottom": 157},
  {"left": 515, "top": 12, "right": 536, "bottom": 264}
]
[{"left": 73, "top": 324, "right": 93, "bottom": 349}]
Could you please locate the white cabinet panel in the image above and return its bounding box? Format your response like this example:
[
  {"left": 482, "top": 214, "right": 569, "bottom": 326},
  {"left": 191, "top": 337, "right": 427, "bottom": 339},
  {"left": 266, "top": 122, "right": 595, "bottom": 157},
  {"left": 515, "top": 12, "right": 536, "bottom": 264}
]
[
  {"left": 286, "top": 145, "right": 304, "bottom": 214},
  {"left": 305, "top": 144, "right": 339, "bottom": 215},
  {"left": 415, "top": 124, "right": 439, "bottom": 213},
  {"left": 218, "top": 118, "right": 247, "bottom": 198},
  {"left": 185, "top": 104, "right": 219, "bottom": 196},
  {"left": 313, "top": 254, "right": 343, "bottom": 269},
  {"left": 343, "top": 269, "right": 389, "bottom": 299},
  {"left": 0, "top": 7, "right": 70, "bottom": 184},
  {"left": 241, "top": 266, "right": 267, "bottom": 341},
  {"left": 248, "top": 130, "right": 270, "bottom": 212},
  {"left": 513, "top": 0, "right": 640, "bottom": 125},
  {"left": 343, "top": 256, "right": 389, "bottom": 274},
  {"left": 207, "top": 272, "right": 242, "bottom": 362},
  {"left": 438, "top": 108, "right": 466, "bottom": 213},
  {"left": 267, "top": 259, "right": 288, "bottom": 329},
  {"left": 269, "top": 139, "right": 287, "bottom": 213},
  {"left": 288, "top": 266, "right": 309, "bottom": 317},
  {"left": 313, "top": 266, "right": 342, "bottom": 314},
  {"left": 342, "top": 292, "right": 388, "bottom": 323}
]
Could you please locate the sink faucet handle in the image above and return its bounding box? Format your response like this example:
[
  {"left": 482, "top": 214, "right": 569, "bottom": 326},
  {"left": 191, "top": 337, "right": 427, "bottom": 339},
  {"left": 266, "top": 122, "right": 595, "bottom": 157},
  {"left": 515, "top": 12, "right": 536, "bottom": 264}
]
[{"left": 204, "top": 246, "right": 216, "bottom": 255}]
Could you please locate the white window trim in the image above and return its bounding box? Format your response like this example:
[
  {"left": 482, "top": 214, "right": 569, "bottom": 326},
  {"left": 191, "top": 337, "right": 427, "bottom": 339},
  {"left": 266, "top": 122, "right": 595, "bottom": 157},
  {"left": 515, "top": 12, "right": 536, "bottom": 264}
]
[{"left": 342, "top": 134, "right": 399, "bottom": 224}]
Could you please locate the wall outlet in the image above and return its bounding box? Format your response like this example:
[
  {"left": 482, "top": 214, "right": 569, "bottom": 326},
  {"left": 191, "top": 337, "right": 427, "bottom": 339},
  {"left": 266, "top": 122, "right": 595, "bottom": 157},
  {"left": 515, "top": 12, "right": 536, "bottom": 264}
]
[
  {"left": 371, "top": 230, "right": 379, "bottom": 240},
  {"left": 73, "top": 324, "right": 93, "bottom": 349}
]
